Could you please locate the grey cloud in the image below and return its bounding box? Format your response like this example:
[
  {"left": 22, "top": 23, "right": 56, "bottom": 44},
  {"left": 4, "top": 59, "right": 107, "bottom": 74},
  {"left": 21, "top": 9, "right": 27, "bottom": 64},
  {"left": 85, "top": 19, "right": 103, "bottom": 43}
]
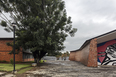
[
  {"left": 78, "top": 0, "right": 116, "bottom": 16},
  {"left": 1, "top": 0, "right": 116, "bottom": 53},
  {"left": 0, "top": 26, "right": 12, "bottom": 37},
  {"left": 63, "top": 0, "right": 116, "bottom": 51}
]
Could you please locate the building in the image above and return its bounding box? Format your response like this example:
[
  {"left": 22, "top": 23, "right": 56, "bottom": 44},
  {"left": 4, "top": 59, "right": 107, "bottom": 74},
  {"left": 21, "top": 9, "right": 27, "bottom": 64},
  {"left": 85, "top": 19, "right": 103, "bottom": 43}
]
[
  {"left": 0, "top": 38, "right": 34, "bottom": 62},
  {"left": 69, "top": 29, "right": 116, "bottom": 67}
]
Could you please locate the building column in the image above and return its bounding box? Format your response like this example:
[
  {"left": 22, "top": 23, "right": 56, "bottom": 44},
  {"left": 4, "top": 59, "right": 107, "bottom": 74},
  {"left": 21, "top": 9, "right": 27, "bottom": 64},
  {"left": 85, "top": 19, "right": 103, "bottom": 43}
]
[{"left": 87, "top": 38, "right": 98, "bottom": 67}]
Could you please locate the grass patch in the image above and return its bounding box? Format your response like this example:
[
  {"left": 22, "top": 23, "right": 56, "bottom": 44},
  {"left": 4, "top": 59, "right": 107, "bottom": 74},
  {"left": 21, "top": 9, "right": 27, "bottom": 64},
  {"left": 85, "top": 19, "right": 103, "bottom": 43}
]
[
  {"left": 17, "top": 67, "right": 33, "bottom": 74},
  {"left": 21, "top": 61, "right": 35, "bottom": 63},
  {"left": 0, "top": 64, "right": 31, "bottom": 72}
]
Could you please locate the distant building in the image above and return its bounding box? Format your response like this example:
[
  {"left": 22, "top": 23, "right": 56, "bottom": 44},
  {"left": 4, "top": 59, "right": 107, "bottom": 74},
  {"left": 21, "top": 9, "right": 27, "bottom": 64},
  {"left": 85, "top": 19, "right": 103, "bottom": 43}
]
[
  {"left": 0, "top": 38, "right": 34, "bottom": 62},
  {"left": 69, "top": 29, "right": 116, "bottom": 67}
]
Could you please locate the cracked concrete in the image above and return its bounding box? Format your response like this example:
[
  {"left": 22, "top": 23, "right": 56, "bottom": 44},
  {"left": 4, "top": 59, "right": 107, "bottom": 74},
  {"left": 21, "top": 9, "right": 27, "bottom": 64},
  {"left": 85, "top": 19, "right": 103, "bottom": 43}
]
[
  {"left": 1, "top": 60, "right": 116, "bottom": 77},
  {"left": 24, "top": 60, "right": 116, "bottom": 77}
]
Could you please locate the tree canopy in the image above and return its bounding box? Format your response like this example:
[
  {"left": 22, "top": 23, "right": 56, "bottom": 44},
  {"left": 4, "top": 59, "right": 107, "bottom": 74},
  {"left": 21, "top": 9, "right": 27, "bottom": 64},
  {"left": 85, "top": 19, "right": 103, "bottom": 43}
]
[{"left": 0, "top": 0, "right": 77, "bottom": 63}]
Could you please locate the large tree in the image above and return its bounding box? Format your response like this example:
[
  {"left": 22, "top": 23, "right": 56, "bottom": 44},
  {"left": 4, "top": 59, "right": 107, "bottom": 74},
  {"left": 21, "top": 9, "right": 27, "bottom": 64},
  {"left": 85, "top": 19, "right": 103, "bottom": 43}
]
[{"left": 0, "top": 0, "right": 77, "bottom": 63}]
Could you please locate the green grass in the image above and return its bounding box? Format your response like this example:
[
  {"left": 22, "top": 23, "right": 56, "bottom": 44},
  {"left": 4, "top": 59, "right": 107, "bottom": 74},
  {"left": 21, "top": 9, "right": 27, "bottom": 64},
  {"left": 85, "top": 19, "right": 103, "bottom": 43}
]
[
  {"left": 17, "top": 67, "right": 33, "bottom": 74},
  {"left": 0, "top": 64, "right": 31, "bottom": 71}
]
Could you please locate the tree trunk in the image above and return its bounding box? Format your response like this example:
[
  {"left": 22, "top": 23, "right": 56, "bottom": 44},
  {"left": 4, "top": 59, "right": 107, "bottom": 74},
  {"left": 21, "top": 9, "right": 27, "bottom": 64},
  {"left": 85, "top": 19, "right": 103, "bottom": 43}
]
[
  {"left": 32, "top": 51, "right": 37, "bottom": 63},
  {"left": 32, "top": 50, "right": 47, "bottom": 66},
  {"left": 37, "top": 58, "right": 40, "bottom": 66}
]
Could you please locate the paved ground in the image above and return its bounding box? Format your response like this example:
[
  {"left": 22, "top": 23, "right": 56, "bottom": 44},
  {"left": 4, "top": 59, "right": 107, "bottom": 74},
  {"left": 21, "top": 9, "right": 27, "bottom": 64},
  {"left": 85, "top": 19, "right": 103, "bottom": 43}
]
[
  {"left": 1, "top": 60, "right": 116, "bottom": 77},
  {"left": 25, "top": 60, "right": 116, "bottom": 77}
]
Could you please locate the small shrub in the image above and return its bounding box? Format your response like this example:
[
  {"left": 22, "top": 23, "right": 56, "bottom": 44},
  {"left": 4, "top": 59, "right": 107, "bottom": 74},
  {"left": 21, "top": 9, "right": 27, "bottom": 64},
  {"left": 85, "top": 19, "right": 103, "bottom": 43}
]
[
  {"left": 0, "top": 60, "right": 7, "bottom": 63},
  {"left": 2, "top": 60, "right": 7, "bottom": 63},
  {"left": 16, "top": 61, "right": 22, "bottom": 63},
  {"left": 56, "top": 55, "right": 60, "bottom": 60},
  {"left": 21, "top": 61, "right": 35, "bottom": 63},
  {"left": 39, "top": 60, "right": 46, "bottom": 63},
  {"left": 10, "top": 58, "right": 13, "bottom": 65}
]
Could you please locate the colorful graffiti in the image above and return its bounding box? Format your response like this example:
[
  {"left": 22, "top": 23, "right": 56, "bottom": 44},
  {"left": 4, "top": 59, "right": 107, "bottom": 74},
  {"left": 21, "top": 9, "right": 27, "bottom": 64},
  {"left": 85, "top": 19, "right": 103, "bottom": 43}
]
[{"left": 97, "top": 39, "right": 116, "bottom": 65}]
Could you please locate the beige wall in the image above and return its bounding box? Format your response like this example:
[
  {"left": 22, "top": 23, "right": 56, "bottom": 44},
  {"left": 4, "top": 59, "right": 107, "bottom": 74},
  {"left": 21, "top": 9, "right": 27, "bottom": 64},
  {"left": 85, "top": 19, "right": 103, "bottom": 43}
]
[
  {"left": 69, "top": 51, "right": 76, "bottom": 61},
  {"left": 69, "top": 38, "right": 97, "bottom": 67},
  {"left": 75, "top": 43, "right": 90, "bottom": 65}
]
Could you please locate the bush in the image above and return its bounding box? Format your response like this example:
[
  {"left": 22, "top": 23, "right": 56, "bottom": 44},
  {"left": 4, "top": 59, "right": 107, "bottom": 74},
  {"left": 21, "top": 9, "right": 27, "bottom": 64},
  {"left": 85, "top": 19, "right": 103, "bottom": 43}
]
[
  {"left": 10, "top": 58, "right": 13, "bottom": 65},
  {"left": 0, "top": 60, "right": 7, "bottom": 63},
  {"left": 39, "top": 60, "right": 46, "bottom": 63},
  {"left": 56, "top": 55, "right": 60, "bottom": 60},
  {"left": 15, "top": 61, "right": 22, "bottom": 63},
  {"left": 21, "top": 61, "right": 35, "bottom": 63},
  {"left": 2, "top": 60, "right": 7, "bottom": 63}
]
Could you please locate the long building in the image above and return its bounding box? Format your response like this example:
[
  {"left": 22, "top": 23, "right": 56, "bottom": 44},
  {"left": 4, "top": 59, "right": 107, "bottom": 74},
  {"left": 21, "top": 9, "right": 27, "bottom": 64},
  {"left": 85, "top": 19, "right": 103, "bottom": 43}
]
[
  {"left": 0, "top": 38, "right": 34, "bottom": 62},
  {"left": 69, "top": 29, "right": 116, "bottom": 67}
]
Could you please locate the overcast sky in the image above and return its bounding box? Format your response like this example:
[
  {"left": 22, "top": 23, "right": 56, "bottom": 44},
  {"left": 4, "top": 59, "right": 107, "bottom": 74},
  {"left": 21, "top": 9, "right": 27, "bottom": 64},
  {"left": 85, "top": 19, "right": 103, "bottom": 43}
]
[
  {"left": 63, "top": 0, "right": 116, "bottom": 52},
  {"left": 1, "top": 0, "right": 116, "bottom": 52}
]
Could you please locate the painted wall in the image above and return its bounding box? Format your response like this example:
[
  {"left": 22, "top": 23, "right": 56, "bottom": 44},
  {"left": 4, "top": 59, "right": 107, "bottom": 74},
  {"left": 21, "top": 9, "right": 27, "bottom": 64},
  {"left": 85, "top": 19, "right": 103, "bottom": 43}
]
[{"left": 97, "top": 39, "right": 116, "bottom": 65}]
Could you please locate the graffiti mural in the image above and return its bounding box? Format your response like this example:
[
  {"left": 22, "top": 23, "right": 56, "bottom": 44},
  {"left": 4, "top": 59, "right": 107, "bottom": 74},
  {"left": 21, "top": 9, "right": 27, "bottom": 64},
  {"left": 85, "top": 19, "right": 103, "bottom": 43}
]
[{"left": 97, "top": 39, "right": 116, "bottom": 65}]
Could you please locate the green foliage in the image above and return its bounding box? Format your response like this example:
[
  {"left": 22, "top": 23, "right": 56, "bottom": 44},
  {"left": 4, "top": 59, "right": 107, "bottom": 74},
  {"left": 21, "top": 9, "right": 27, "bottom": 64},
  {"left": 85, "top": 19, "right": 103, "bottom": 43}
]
[
  {"left": 56, "top": 55, "right": 60, "bottom": 60},
  {"left": 15, "top": 61, "right": 22, "bottom": 63},
  {"left": 6, "top": 42, "right": 20, "bottom": 54},
  {"left": 0, "top": 21, "right": 7, "bottom": 27},
  {"left": 0, "top": 60, "right": 8, "bottom": 63},
  {"left": 39, "top": 60, "right": 46, "bottom": 63},
  {"left": 62, "top": 51, "right": 69, "bottom": 57},
  {"left": 10, "top": 58, "right": 13, "bottom": 65},
  {"left": 0, "top": 0, "right": 77, "bottom": 61},
  {"left": 21, "top": 61, "right": 34, "bottom": 63},
  {"left": 47, "top": 51, "right": 62, "bottom": 56},
  {"left": 66, "top": 51, "right": 70, "bottom": 56}
]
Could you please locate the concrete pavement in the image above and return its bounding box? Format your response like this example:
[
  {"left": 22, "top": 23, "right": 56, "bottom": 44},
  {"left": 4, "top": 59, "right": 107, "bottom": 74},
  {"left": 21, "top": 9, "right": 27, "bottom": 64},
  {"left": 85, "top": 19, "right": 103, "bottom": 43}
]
[
  {"left": 0, "top": 72, "right": 6, "bottom": 77},
  {"left": 0, "top": 72, "right": 15, "bottom": 77},
  {"left": 25, "top": 60, "right": 116, "bottom": 77},
  {"left": 2, "top": 60, "right": 116, "bottom": 77}
]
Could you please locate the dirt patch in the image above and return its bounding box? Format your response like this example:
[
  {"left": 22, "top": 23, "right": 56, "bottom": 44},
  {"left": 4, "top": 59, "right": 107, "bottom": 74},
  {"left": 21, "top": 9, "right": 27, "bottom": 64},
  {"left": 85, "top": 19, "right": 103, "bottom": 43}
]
[{"left": 15, "top": 66, "right": 35, "bottom": 77}]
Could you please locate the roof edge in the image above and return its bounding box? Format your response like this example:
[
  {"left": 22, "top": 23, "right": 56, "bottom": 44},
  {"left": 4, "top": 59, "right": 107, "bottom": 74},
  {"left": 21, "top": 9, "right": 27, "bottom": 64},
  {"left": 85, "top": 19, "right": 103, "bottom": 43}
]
[
  {"left": 0, "top": 38, "right": 13, "bottom": 40},
  {"left": 70, "top": 29, "right": 116, "bottom": 52}
]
